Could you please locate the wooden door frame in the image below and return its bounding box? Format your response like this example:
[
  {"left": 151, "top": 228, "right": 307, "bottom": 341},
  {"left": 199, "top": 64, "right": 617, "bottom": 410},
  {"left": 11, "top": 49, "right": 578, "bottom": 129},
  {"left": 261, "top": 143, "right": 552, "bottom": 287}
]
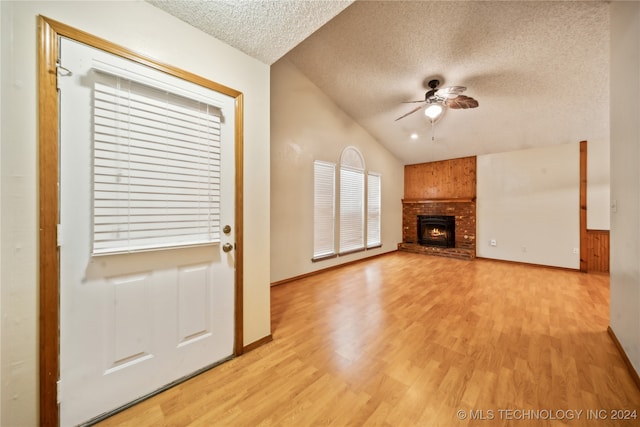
[
  {"left": 579, "top": 140, "right": 587, "bottom": 272},
  {"left": 37, "top": 16, "right": 245, "bottom": 426}
]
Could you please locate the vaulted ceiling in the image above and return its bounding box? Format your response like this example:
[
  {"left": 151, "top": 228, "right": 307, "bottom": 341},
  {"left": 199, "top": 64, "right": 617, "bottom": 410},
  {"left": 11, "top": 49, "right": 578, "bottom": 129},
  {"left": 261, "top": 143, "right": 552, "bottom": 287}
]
[{"left": 148, "top": 0, "right": 609, "bottom": 164}]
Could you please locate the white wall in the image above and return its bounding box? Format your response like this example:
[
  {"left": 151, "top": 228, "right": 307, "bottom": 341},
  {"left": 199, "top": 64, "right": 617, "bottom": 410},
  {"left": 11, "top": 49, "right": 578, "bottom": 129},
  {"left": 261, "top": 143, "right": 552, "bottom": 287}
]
[
  {"left": 270, "top": 59, "right": 404, "bottom": 283},
  {"left": 0, "top": 1, "right": 271, "bottom": 425},
  {"left": 610, "top": 1, "right": 640, "bottom": 375},
  {"left": 477, "top": 143, "right": 580, "bottom": 269}
]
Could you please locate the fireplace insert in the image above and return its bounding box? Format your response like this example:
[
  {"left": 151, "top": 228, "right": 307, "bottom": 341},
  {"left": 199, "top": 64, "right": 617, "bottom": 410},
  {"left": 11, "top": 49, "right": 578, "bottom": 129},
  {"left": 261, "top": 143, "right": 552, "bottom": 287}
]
[{"left": 417, "top": 215, "right": 455, "bottom": 248}]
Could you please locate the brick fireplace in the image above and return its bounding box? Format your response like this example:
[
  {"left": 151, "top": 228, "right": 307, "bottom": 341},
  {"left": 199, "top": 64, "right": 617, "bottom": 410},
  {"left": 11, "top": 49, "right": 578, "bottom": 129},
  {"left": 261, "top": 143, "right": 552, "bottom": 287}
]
[
  {"left": 398, "top": 156, "right": 477, "bottom": 260},
  {"left": 398, "top": 199, "right": 476, "bottom": 260}
]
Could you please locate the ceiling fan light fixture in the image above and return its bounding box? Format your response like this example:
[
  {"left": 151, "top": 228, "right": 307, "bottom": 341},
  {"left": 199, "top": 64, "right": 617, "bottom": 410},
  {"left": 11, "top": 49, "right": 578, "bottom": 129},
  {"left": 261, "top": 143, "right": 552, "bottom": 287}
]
[{"left": 424, "top": 103, "right": 443, "bottom": 121}]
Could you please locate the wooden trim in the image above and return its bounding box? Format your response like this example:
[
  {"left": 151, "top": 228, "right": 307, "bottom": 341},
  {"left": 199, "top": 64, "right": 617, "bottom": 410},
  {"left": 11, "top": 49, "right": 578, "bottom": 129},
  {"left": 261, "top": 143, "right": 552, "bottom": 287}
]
[
  {"left": 271, "top": 250, "right": 397, "bottom": 287},
  {"left": 38, "top": 17, "right": 61, "bottom": 427},
  {"left": 475, "top": 256, "right": 580, "bottom": 272},
  {"left": 607, "top": 326, "right": 640, "bottom": 391},
  {"left": 242, "top": 334, "right": 273, "bottom": 353},
  {"left": 37, "top": 15, "right": 245, "bottom": 425},
  {"left": 402, "top": 198, "right": 475, "bottom": 204},
  {"left": 579, "top": 140, "right": 588, "bottom": 272},
  {"left": 40, "top": 17, "right": 241, "bottom": 99},
  {"left": 234, "top": 92, "right": 244, "bottom": 356},
  {"left": 586, "top": 229, "right": 610, "bottom": 273}
]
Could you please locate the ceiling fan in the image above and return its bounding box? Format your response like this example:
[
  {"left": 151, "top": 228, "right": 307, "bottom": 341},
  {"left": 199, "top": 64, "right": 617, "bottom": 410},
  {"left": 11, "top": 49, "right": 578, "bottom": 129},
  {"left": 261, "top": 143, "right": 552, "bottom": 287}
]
[{"left": 395, "top": 79, "right": 479, "bottom": 122}]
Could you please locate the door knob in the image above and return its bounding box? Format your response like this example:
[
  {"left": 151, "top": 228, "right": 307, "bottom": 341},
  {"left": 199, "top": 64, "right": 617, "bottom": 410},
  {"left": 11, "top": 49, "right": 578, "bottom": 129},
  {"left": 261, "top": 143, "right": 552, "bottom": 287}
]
[{"left": 222, "top": 243, "right": 233, "bottom": 253}]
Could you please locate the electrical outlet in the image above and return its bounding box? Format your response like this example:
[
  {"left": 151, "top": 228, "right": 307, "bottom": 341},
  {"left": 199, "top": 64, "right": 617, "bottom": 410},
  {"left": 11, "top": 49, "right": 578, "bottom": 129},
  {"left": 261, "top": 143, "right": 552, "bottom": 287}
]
[
  {"left": 521, "top": 246, "right": 527, "bottom": 253},
  {"left": 490, "top": 239, "right": 497, "bottom": 247},
  {"left": 573, "top": 248, "right": 579, "bottom": 254}
]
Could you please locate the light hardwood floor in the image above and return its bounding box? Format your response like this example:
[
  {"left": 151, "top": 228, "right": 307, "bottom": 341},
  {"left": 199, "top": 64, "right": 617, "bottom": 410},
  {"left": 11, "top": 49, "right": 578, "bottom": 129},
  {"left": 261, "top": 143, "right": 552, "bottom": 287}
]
[{"left": 96, "top": 252, "right": 640, "bottom": 426}]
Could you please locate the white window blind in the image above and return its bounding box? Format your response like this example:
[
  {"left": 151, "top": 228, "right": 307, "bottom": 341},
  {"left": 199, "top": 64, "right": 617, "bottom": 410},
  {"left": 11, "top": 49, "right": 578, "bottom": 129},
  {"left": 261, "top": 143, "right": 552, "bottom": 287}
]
[
  {"left": 339, "top": 166, "right": 365, "bottom": 254},
  {"left": 313, "top": 161, "right": 336, "bottom": 259},
  {"left": 92, "top": 72, "right": 222, "bottom": 255},
  {"left": 367, "top": 172, "right": 381, "bottom": 248}
]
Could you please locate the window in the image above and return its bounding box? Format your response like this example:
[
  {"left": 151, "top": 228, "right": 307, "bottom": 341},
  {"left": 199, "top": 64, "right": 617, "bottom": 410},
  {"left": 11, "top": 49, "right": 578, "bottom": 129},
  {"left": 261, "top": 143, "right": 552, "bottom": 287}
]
[
  {"left": 92, "top": 71, "right": 222, "bottom": 255},
  {"left": 313, "top": 161, "right": 336, "bottom": 259},
  {"left": 313, "top": 147, "right": 382, "bottom": 260},
  {"left": 339, "top": 165, "right": 365, "bottom": 254},
  {"left": 339, "top": 147, "right": 365, "bottom": 254},
  {"left": 367, "top": 172, "right": 381, "bottom": 248}
]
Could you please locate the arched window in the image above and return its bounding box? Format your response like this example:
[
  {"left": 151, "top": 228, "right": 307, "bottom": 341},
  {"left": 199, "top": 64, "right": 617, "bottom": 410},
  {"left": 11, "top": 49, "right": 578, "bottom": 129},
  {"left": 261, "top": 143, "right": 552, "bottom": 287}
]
[{"left": 312, "top": 147, "right": 382, "bottom": 260}]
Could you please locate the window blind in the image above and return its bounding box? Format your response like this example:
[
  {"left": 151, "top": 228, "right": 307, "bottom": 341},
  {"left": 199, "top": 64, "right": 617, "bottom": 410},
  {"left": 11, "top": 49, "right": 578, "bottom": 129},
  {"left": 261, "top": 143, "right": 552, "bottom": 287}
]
[
  {"left": 339, "top": 166, "right": 365, "bottom": 254},
  {"left": 367, "top": 172, "right": 381, "bottom": 248},
  {"left": 92, "top": 73, "right": 222, "bottom": 255},
  {"left": 313, "top": 161, "right": 336, "bottom": 258}
]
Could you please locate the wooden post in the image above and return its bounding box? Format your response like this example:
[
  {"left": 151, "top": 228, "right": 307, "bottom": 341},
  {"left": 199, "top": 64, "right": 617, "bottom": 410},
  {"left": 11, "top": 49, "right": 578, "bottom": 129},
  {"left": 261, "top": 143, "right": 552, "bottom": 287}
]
[{"left": 579, "top": 140, "right": 587, "bottom": 272}]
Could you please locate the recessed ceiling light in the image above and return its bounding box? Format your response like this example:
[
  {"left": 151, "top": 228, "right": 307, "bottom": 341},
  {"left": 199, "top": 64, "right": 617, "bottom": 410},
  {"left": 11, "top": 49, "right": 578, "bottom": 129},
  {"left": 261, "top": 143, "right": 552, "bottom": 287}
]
[{"left": 410, "top": 133, "right": 418, "bottom": 140}]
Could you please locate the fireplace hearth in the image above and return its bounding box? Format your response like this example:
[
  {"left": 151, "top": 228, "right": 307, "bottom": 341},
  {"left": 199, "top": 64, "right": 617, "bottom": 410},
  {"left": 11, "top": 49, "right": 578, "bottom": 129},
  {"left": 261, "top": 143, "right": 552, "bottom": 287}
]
[{"left": 417, "top": 215, "right": 456, "bottom": 248}]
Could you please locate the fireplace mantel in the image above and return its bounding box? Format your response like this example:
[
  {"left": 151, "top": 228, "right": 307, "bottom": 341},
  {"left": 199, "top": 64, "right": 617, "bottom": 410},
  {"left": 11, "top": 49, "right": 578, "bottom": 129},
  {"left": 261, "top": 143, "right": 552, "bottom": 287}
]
[{"left": 402, "top": 198, "right": 475, "bottom": 204}]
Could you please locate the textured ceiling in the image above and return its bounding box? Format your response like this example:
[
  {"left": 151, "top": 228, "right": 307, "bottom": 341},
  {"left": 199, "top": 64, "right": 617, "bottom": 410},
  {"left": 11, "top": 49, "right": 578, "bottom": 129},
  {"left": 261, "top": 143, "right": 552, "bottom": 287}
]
[
  {"left": 147, "top": 0, "right": 353, "bottom": 64},
  {"left": 148, "top": 0, "right": 609, "bottom": 164}
]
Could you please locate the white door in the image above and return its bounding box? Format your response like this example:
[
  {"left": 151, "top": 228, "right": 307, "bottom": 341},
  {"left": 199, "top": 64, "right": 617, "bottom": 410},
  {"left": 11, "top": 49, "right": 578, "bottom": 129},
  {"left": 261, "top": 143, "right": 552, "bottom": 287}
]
[{"left": 58, "top": 38, "right": 236, "bottom": 426}]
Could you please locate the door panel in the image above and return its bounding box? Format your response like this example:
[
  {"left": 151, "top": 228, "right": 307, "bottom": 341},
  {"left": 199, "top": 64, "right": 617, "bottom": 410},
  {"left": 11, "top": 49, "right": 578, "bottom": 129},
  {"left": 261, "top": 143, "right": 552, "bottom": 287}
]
[
  {"left": 106, "top": 273, "right": 153, "bottom": 374},
  {"left": 178, "top": 265, "right": 212, "bottom": 345},
  {"left": 58, "top": 37, "right": 236, "bottom": 426}
]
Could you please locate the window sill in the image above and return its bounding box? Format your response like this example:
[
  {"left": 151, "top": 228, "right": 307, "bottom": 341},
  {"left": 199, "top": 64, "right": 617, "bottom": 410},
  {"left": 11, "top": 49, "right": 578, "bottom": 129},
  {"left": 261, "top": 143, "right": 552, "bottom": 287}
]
[
  {"left": 312, "top": 253, "right": 338, "bottom": 263},
  {"left": 338, "top": 247, "right": 366, "bottom": 256},
  {"left": 313, "top": 244, "right": 383, "bottom": 263}
]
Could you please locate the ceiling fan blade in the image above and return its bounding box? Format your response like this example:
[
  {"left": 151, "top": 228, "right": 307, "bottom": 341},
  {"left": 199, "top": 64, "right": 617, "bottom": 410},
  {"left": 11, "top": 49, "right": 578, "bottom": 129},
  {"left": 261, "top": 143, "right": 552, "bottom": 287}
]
[
  {"left": 436, "top": 86, "right": 466, "bottom": 99},
  {"left": 445, "top": 95, "right": 479, "bottom": 109},
  {"left": 395, "top": 104, "right": 425, "bottom": 121},
  {"left": 402, "top": 100, "right": 427, "bottom": 104}
]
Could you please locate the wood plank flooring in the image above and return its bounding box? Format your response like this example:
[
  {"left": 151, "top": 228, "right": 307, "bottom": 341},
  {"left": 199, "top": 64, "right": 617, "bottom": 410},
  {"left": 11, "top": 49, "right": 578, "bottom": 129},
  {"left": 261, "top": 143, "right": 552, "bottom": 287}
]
[{"left": 96, "top": 252, "right": 640, "bottom": 426}]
